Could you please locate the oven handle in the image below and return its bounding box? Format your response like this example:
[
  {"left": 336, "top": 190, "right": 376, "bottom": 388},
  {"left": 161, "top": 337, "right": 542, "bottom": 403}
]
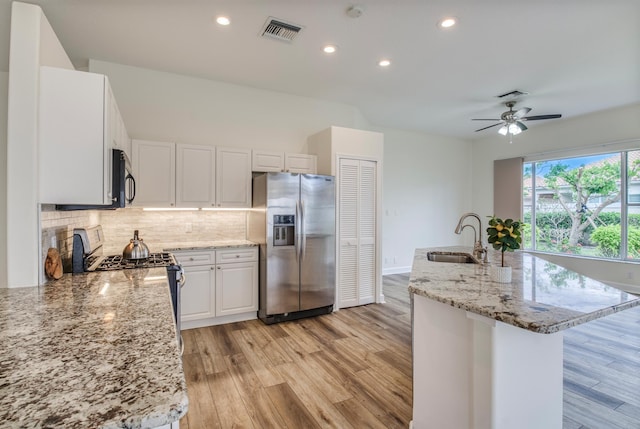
[{"left": 178, "top": 267, "right": 186, "bottom": 288}]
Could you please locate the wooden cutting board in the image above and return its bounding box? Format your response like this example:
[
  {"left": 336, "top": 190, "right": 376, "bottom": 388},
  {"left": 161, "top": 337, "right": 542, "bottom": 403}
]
[{"left": 45, "top": 247, "right": 63, "bottom": 280}]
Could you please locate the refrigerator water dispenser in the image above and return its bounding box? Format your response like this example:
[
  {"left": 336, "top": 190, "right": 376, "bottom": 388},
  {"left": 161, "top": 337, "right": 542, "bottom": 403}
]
[{"left": 273, "top": 215, "right": 295, "bottom": 246}]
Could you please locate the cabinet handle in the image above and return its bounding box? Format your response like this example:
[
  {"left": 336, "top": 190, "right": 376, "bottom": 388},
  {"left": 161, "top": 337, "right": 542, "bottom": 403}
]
[
  {"left": 236, "top": 255, "right": 240, "bottom": 258},
  {"left": 211, "top": 267, "right": 214, "bottom": 270},
  {"left": 170, "top": 203, "right": 174, "bottom": 207},
  {"left": 189, "top": 257, "right": 194, "bottom": 261},
  {"left": 217, "top": 266, "right": 221, "bottom": 270}
]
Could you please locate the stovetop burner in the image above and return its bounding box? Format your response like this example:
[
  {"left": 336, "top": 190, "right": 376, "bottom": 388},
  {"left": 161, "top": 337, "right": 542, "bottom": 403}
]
[{"left": 90, "top": 252, "right": 176, "bottom": 271}]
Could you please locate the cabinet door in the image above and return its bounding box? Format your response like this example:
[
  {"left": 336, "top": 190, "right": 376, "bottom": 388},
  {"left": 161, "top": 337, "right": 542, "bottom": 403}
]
[
  {"left": 338, "top": 158, "right": 377, "bottom": 309},
  {"left": 181, "top": 264, "right": 216, "bottom": 322},
  {"left": 176, "top": 144, "right": 216, "bottom": 208},
  {"left": 252, "top": 150, "right": 285, "bottom": 172},
  {"left": 216, "top": 261, "right": 258, "bottom": 316},
  {"left": 39, "top": 66, "right": 110, "bottom": 205},
  {"left": 216, "top": 147, "right": 251, "bottom": 207},
  {"left": 285, "top": 153, "right": 317, "bottom": 174},
  {"left": 132, "top": 140, "right": 176, "bottom": 207}
]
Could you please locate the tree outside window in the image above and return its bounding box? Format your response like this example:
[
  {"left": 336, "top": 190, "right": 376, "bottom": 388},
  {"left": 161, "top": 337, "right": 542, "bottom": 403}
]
[{"left": 523, "top": 150, "right": 640, "bottom": 260}]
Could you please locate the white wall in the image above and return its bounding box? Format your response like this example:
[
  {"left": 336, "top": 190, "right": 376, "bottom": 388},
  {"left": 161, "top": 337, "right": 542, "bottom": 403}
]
[
  {"left": 0, "top": 71, "right": 7, "bottom": 286},
  {"left": 376, "top": 127, "right": 473, "bottom": 273},
  {"left": 6, "top": 2, "right": 73, "bottom": 287},
  {"left": 89, "top": 60, "right": 370, "bottom": 151},
  {"left": 471, "top": 103, "right": 640, "bottom": 291}
]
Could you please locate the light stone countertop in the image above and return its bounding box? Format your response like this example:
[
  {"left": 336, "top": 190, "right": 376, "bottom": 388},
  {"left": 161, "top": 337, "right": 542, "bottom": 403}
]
[
  {"left": 408, "top": 246, "right": 640, "bottom": 334},
  {"left": 0, "top": 268, "right": 188, "bottom": 429},
  {"left": 161, "top": 240, "right": 257, "bottom": 252}
]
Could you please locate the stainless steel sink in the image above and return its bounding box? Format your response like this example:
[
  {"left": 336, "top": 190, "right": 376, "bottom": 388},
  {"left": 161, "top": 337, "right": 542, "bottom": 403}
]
[{"left": 427, "top": 251, "right": 478, "bottom": 264}]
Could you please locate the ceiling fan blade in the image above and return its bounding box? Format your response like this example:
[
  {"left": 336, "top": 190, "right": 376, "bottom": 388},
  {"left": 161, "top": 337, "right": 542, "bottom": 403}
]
[
  {"left": 471, "top": 118, "right": 501, "bottom": 121},
  {"left": 475, "top": 122, "right": 503, "bottom": 132},
  {"left": 516, "top": 121, "right": 528, "bottom": 131},
  {"left": 521, "top": 114, "right": 562, "bottom": 121},
  {"left": 513, "top": 107, "right": 531, "bottom": 119}
]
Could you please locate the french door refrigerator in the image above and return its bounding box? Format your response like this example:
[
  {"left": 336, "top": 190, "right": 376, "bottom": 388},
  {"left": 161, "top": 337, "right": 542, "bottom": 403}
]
[{"left": 249, "top": 173, "right": 336, "bottom": 324}]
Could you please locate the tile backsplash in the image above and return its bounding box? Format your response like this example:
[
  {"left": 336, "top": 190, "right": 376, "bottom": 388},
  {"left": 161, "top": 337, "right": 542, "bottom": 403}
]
[
  {"left": 96, "top": 208, "right": 247, "bottom": 253},
  {"left": 40, "top": 207, "right": 248, "bottom": 278}
]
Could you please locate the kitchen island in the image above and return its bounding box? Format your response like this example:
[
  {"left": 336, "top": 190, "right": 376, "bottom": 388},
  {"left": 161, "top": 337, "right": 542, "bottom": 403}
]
[
  {"left": 0, "top": 268, "right": 188, "bottom": 429},
  {"left": 409, "top": 246, "right": 640, "bottom": 429}
]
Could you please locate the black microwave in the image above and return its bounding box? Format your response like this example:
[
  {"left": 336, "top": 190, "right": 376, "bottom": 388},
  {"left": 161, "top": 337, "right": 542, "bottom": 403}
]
[{"left": 56, "top": 149, "right": 136, "bottom": 210}]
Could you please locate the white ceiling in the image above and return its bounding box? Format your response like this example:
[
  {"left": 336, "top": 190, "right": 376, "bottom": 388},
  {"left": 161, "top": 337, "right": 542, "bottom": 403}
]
[{"left": 1, "top": 0, "right": 639, "bottom": 139}]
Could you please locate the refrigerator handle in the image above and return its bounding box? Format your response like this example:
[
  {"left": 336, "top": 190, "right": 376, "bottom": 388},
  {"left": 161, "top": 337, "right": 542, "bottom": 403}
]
[
  {"left": 295, "top": 199, "right": 301, "bottom": 262},
  {"left": 300, "top": 200, "right": 306, "bottom": 261}
]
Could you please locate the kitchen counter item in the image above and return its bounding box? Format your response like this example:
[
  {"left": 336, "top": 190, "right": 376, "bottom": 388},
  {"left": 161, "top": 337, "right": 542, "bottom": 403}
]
[
  {"left": 0, "top": 268, "right": 188, "bottom": 428},
  {"left": 44, "top": 247, "right": 63, "bottom": 280},
  {"left": 123, "top": 229, "right": 150, "bottom": 260}
]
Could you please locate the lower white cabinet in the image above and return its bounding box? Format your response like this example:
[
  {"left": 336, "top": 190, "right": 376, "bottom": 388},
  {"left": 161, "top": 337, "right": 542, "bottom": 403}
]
[
  {"left": 216, "top": 259, "right": 258, "bottom": 316},
  {"left": 175, "top": 247, "right": 258, "bottom": 329},
  {"left": 181, "top": 263, "right": 216, "bottom": 321}
]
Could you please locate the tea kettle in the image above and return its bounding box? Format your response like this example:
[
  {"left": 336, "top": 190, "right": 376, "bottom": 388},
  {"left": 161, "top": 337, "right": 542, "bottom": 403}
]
[{"left": 122, "top": 230, "right": 150, "bottom": 260}]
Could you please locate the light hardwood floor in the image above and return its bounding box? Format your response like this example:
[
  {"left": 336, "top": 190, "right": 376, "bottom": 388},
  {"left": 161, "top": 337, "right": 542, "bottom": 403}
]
[{"left": 181, "top": 274, "right": 640, "bottom": 429}]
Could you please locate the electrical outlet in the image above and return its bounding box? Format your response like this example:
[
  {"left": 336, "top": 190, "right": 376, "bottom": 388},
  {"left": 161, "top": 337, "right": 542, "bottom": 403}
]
[{"left": 185, "top": 223, "right": 192, "bottom": 233}]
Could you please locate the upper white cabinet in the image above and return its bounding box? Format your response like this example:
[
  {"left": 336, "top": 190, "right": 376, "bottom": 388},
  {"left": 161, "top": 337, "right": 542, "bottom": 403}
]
[
  {"left": 107, "top": 85, "right": 131, "bottom": 158},
  {"left": 176, "top": 144, "right": 216, "bottom": 208},
  {"left": 132, "top": 140, "right": 176, "bottom": 207},
  {"left": 132, "top": 141, "right": 251, "bottom": 208},
  {"left": 252, "top": 150, "right": 317, "bottom": 174},
  {"left": 285, "top": 153, "right": 317, "bottom": 174},
  {"left": 39, "top": 66, "right": 127, "bottom": 205},
  {"left": 216, "top": 147, "right": 251, "bottom": 207}
]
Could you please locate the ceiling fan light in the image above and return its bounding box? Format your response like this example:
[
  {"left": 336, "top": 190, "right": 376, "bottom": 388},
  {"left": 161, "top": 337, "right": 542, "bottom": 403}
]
[
  {"left": 508, "top": 123, "right": 521, "bottom": 135},
  {"left": 498, "top": 125, "right": 508, "bottom": 136}
]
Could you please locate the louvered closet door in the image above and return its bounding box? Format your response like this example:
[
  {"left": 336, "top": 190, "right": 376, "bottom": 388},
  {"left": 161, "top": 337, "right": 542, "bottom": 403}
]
[{"left": 338, "top": 158, "right": 377, "bottom": 309}]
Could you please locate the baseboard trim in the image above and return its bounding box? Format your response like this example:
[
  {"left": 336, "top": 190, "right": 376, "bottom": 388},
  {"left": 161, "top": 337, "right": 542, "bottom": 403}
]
[{"left": 382, "top": 266, "right": 411, "bottom": 275}]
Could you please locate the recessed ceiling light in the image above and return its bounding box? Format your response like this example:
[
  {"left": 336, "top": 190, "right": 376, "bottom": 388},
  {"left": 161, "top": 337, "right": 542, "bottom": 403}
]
[
  {"left": 216, "top": 16, "right": 231, "bottom": 26},
  {"left": 438, "top": 17, "right": 457, "bottom": 29},
  {"left": 323, "top": 45, "right": 337, "bottom": 54},
  {"left": 378, "top": 59, "right": 391, "bottom": 67}
]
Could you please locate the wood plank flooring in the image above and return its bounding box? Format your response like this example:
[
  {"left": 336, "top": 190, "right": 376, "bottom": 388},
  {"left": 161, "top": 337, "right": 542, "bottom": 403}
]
[{"left": 181, "top": 274, "right": 640, "bottom": 429}]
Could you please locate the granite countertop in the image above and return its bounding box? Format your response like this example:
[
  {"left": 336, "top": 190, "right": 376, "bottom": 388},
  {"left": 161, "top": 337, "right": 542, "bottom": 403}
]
[
  {"left": 0, "top": 269, "right": 188, "bottom": 429},
  {"left": 408, "top": 246, "right": 640, "bottom": 334},
  {"left": 161, "top": 239, "right": 257, "bottom": 252}
]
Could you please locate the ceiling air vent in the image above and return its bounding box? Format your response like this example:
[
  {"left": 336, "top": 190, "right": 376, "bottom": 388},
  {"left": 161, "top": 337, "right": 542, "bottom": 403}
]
[
  {"left": 496, "top": 89, "right": 529, "bottom": 99},
  {"left": 261, "top": 17, "right": 303, "bottom": 43}
]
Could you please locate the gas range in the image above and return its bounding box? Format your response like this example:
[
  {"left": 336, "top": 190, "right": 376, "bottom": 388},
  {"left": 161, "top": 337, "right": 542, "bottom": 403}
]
[{"left": 86, "top": 252, "right": 177, "bottom": 272}]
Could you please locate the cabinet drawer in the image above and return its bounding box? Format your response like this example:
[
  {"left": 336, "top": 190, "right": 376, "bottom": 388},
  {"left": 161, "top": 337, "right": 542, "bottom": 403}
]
[
  {"left": 216, "top": 247, "right": 258, "bottom": 264},
  {"left": 174, "top": 251, "right": 214, "bottom": 267}
]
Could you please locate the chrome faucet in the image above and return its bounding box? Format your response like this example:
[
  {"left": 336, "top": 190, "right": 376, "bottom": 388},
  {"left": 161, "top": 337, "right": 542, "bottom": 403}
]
[{"left": 455, "top": 212, "right": 488, "bottom": 263}]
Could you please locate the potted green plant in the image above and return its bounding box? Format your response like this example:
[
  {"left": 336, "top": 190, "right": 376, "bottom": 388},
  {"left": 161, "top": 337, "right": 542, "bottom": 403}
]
[{"left": 486, "top": 216, "right": 522, "bottom": 282}]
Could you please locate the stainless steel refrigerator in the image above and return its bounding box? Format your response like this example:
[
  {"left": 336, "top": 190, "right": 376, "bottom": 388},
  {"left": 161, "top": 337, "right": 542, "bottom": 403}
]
[{"left": 249, "top": 173, "right": 335, "bottom": 324}]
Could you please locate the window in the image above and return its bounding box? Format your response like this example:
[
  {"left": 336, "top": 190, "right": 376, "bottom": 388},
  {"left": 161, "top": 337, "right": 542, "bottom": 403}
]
[{"left": 523, "top": 150, "right": 640, "bottom": 261}]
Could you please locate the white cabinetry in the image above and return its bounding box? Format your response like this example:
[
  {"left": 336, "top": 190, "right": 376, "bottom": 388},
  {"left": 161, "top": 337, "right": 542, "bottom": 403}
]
[
  {"left": 132, "top": 140, "right": 176, "bottom": 207},
  {"left": 252, "top": 150, "right": 317, "bottom": 174},
  {"left": 132, "top": 142, "right": 251, "bottom": 208},
  {"left": 216, "top": 147, "right": 252, "bottom": 207},
  {"left": 39, "top": 66, "right": 127, "bottom": 205},
  {"left": 174, "top": 247, "right": 258, "bottom": 330},
  {"left": 176, "top": 144, "right": 216, "bottom": 208},
  {"left": 215, "top": 248, "right": 258, "bottom": 316},
  {"left": 285, "top": 153, "right": 317, "bottom": 174},
  {"left": 178, "top": 251, "right": 216, "bottom": 322},
  {"left": 107, "top": 85, "right": 131, "bottom": 158}
]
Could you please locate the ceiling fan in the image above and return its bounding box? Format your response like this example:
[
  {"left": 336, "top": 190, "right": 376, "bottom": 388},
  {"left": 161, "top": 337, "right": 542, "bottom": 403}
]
[{"left": 472, "top": 101, "right": 562, "bottom": 136}]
